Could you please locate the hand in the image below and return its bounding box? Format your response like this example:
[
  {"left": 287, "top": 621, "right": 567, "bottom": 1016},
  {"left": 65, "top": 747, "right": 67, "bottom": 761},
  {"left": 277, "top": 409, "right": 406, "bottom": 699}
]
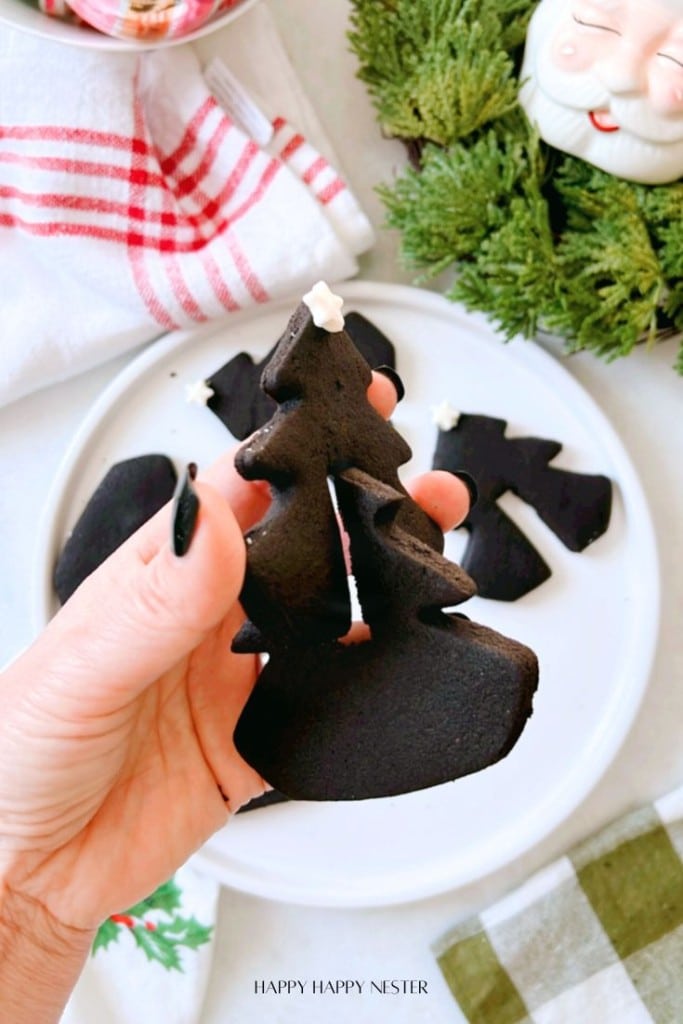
[{"left": 0, "top": 373, "right": 470, "bottom": 937}]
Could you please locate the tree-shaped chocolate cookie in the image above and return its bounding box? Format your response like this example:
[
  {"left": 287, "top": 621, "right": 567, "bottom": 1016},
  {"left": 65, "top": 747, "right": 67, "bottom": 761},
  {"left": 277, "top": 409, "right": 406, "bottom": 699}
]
[
  {"left": 206, "top": 310, "right": 397, "bottom": 440},
  {"left": 433, "top": 412, "right": 613, "bottom": 601},
  {"left": 234, "top": 468, "right": 538, "bottom": 800},
  {"left": 232, "top": 294, "right": 441, "bottom": 653},
  {"left": 231, "top": 285, "right": 539, "bottom": 801}
]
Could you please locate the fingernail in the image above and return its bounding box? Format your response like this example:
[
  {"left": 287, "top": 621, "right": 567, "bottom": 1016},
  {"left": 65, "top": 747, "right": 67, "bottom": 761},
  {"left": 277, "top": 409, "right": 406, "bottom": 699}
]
[
  {"left": 374, "top": 365, "right": 405, "bottom": 402},
  {"left": 452, "top": 470, "right": 478, "bottom": 510},
  {"left": 171, "top": 463, "right": 199, "bottom": 557}
]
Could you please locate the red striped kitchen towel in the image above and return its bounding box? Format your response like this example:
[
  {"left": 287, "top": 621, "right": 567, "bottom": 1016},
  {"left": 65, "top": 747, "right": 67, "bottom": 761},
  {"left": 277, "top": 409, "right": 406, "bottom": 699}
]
[{"left": 0, "top": 10, "right": 373, "bottom": 407}]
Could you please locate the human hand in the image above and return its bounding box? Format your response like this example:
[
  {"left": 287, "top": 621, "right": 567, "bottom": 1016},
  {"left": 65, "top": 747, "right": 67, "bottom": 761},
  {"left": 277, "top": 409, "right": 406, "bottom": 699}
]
[{"left": 0, "top": 372, "right": 470, "bottom": 938}]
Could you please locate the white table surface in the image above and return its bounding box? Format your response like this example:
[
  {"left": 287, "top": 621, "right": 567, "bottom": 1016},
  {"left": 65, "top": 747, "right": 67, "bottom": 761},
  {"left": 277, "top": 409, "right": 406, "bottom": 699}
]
[{"left": 1, "top": 2, "right": 682, "bottom": 1021}]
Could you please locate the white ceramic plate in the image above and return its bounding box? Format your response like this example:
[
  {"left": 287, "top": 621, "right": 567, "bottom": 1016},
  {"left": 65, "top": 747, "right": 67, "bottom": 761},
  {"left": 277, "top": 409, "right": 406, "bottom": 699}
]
[
  {"left": 35, "top": 282, "right": 659, "bottom": 907},
  {"left": 0, "top": 0, "right": 257, "bottom": 50}
]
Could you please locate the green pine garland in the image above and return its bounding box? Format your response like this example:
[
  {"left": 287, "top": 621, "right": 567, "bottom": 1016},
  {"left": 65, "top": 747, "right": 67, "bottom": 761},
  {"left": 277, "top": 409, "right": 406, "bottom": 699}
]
[{"left": 349, "top": 0, "right": 683, "bottom": 373}]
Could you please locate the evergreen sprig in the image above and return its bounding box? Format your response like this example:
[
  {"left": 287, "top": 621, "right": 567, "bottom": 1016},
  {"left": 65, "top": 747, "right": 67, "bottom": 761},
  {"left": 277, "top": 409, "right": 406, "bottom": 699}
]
[
  {"left": 380, "top": 121, "right": 537, "bottom": 270},
  {"left": 348, "top": 0, "right": 535, "bottom": 145},
  {"left": 552, "top": 160, "right": 670, "bottom": 359},
  {"left": 349, "top": 0, "right": 683, "bottom": 372}
]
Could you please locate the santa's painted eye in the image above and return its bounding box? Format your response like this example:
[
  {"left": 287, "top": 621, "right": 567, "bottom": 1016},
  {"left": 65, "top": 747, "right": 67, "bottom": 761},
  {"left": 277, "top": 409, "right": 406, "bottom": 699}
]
[
  {"left": 657, "top": 52, "right": 683, "bottom": 70},
  {"left": 572, "top": 14, "right": 620, "bottom": 35}
]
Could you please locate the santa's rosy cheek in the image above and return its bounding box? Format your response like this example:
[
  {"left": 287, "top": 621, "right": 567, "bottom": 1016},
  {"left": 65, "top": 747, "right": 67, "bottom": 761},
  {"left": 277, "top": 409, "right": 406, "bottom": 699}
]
[
  {"left": 551, "top": 30, "right": 599, "bottom": 71},
  {"left": 648, "top": 72, "right": 683, "bottom": 114}
]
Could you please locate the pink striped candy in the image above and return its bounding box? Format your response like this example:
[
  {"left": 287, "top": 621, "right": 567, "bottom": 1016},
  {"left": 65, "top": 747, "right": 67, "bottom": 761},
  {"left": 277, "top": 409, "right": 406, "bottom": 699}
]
[{"left": 50, "top": 0, "right": 244, "bottom": 40}]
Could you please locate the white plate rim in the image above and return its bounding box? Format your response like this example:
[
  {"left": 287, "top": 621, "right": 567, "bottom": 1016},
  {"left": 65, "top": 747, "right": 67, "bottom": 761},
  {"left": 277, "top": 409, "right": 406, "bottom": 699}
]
[{"left": 33, "top": 281, "right": 661, "bottom": 907}]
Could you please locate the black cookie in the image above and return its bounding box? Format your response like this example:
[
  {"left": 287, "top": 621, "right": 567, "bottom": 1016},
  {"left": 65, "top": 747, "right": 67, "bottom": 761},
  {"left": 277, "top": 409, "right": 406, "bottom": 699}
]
[
  {"left": 54, "top": 455, "right": 177, "bottom": 603},
  {"left": 231, "top": 302, "right": 442, "bottom": 654},
  {"left": 206, "top": 310, "right": 396, "bottom": 440},
  {"left": 237, "top": 789, "right": 289, "bottom": 814},
  {"left": 234, "top": 469, "right": 538, "bottom": 800},
  {"left": 231, "top": 300, "right": 538, "bottom": 801},
  {"left": 432, "top": 414, "right": 613, "bottom": 601}
]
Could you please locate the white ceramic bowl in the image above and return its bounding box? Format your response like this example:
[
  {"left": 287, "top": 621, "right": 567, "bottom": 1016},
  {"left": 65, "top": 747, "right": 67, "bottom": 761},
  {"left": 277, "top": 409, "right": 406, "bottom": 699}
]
[{"left": 0, "top": 0, "right": 258, "bottom": 50}]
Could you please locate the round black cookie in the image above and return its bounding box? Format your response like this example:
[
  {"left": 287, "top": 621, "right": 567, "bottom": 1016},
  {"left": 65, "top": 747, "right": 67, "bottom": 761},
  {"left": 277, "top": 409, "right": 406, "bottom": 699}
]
[{"left": 54, "top": 454, "right": 177, "bottom": 603}]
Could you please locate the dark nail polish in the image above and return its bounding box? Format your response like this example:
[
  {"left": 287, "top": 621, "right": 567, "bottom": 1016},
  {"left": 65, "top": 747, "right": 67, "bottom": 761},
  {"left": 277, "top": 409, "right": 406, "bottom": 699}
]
[
  {"left": 453, "top": 470, "right": 478, "bottom": 510},
  {"left": 374, "top": 365, "right": 405, "bottom": 402},
  {"left": 171, "top": 463, "right": 199, "bottom": 556}
]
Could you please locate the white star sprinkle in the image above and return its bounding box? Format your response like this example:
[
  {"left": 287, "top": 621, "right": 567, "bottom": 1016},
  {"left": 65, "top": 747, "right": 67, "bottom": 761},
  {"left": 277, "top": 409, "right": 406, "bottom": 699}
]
[
  {"left": 185, "top": 379, "right": 215, "bottom": 406},
  {"left": 431, "top": 399, "right": 460, "bottom": 431},
  {"left": 302, "top": 281, "right": 345, "bottom": 333}
]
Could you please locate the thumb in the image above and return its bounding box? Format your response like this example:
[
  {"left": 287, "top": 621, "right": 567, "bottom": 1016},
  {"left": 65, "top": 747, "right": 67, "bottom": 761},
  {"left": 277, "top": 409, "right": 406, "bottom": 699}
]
[{"left": 34, "top": 476, "right": 246, "bottom": 705}]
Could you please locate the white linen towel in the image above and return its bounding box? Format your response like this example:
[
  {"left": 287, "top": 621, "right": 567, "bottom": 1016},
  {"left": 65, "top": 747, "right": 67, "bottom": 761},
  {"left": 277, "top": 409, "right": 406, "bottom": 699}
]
[
  {"left": 0, "top": 6, "right": 373, "bottom": 1019},
  {"left": 0, "top": 4, "right": 374, "bottom": 407},
  {"left": 61, "top": 865, "right": 220, "bottom": 1024}
]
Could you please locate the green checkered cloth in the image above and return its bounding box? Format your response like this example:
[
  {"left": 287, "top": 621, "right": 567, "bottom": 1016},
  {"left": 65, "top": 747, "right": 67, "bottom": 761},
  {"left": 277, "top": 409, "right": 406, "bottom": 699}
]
[{"left": 434, "top": 788, "right": 683, "bottom": 1023}]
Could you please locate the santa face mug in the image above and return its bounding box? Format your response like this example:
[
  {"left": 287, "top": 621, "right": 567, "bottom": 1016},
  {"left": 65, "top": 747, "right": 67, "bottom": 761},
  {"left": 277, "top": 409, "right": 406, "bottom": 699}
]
[{"left": 519, "top": 0, "right": 683, "bottom": 184}]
